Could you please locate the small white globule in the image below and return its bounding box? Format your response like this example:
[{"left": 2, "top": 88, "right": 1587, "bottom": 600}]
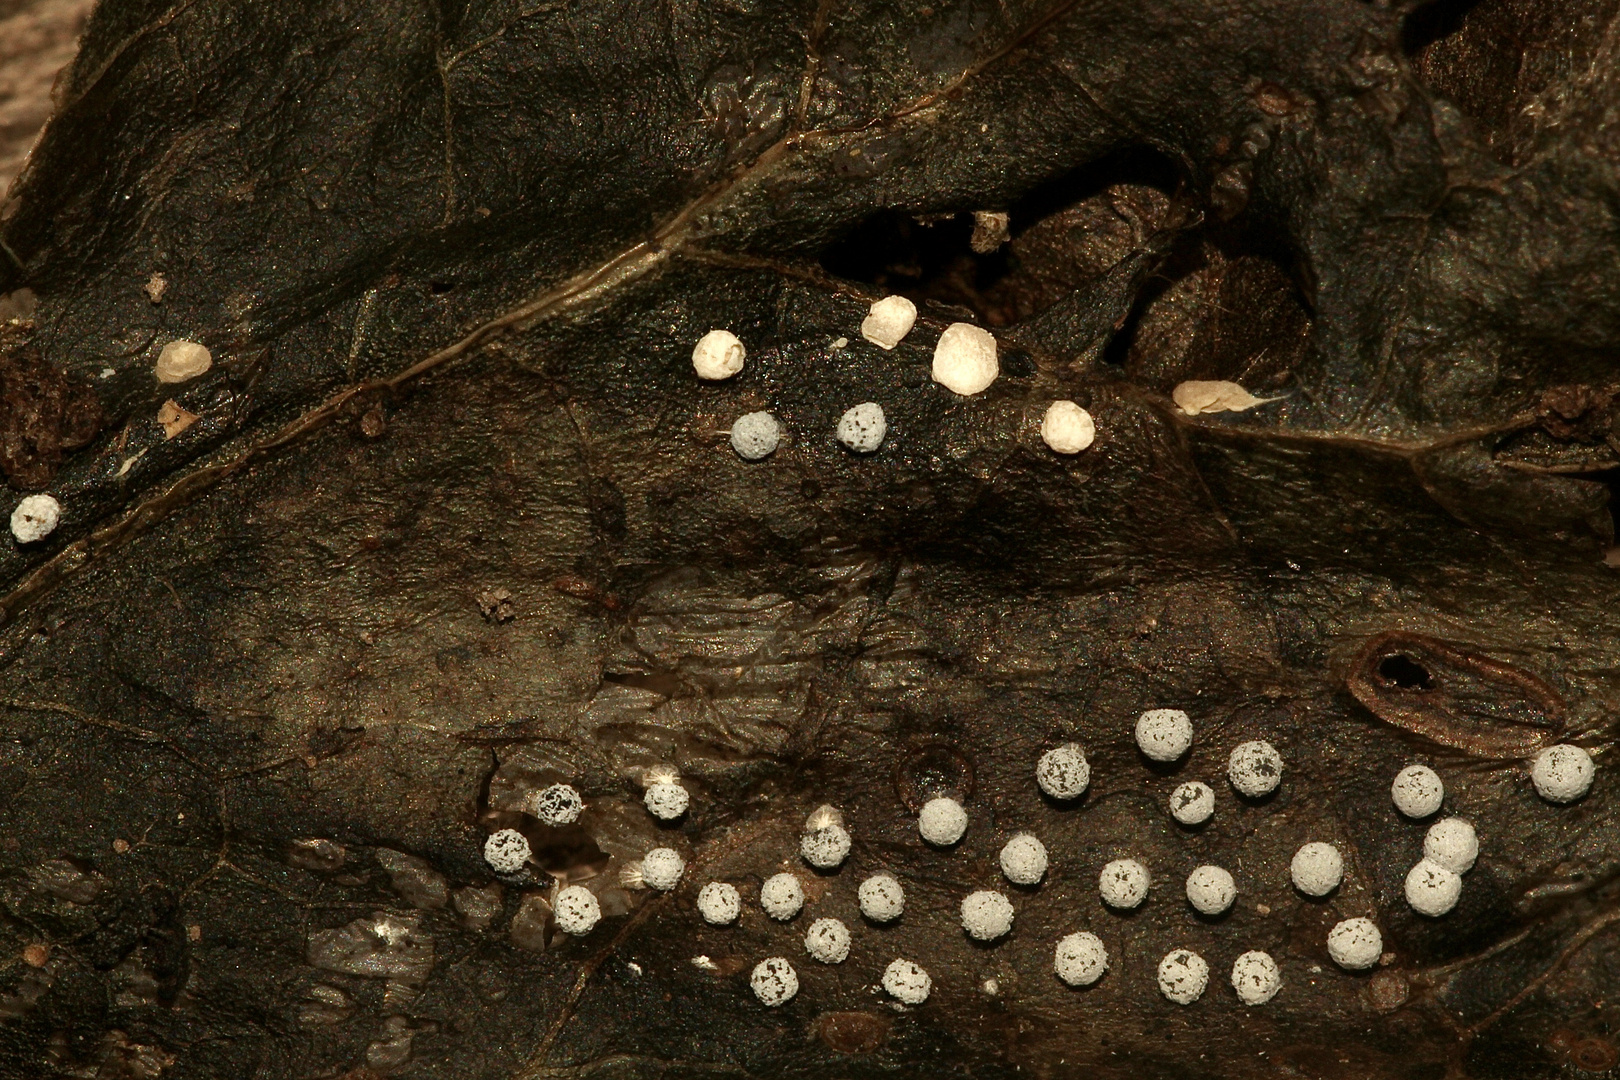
[
  {"left": 1185, "top": 865, "right": 1236, "bottom": 915},
  {"left": 530, "top": 783, "right": 583, "bottom": 826},
  {"left": 644, "top": 782, "right": 690, "bottom": 821},
  {"left": 760, "top": 873, "right": 805, "bottom": 920},
  {"left": 1290, "top": 842, "right": 1344, "bottom": 897},
  {"left": 750, "top": 957, "right": 798, "bottom": 1006},
  {"left": 931, "top": 323, "right": 999, "bottom": 396},
  {"left": 1098, "top": 859, "right": 1150, "bottom": 909},
  {"left": 858, "top": 874, "right": 905, "bottom": 922},
  {"left": 918, "top": 797, "right": 968, "bottom": 846},
  {"left": 1054, "top": 932, "right": 1108, "bottom": 987},
  {"left": 9, "top": 494, "right": 61, "bottom": 544},
  {"left": 999, "top": 834, "right": 1048, "bottom": 886},
  {"left": 1424, "top": 818, "right": 1478, "bottom": 874},
  {"left": 641, "top": 848, "right": 685, "bottom": 891},
  {"left": 1392, "top": 764, "right": 1445, "bottom": 818},
  {"left": 729, "top": 411, "right": 782, "bottom": 461},
  {"left": 800, "top": 805, "right": 852, "bottom": 869},
  {"left": 803, "top": 917, "right": 851, "bottom": 964},
  {"left": 836, "top": 402, "right": 887, "bottom": 453},
  {"left": 696, "top": 882, "right": 741, "bottom": 925},
  {"left": 1041, "top": 400, "right": 1095, "bottom": 454},
  {"left": 1158, "top": 949, "right": 1208, "bottom": 1005},
  {"left": 882, "top": 958, "right": 932, "bottom": 1005},
  {"left": 1531, "top": 744, "right": 1595, "bottom": 804},
  {"left": 1405, "top": 858, "right": 1462, "bottom": 916},
  {"left": 1135, "top": 708, "right": 1194, "bottom": 762},
  {"left": 483, "top": 829, "right": 530, "bottom": 874},
  {"left": 860, "top": 295, "right": 917, "bottom": 350},
  {"left": 1327, "top": 917, "right": 1382, "bottom": 971},
  {"left": 960, "top": 890, "right": 1014, "bottom": 941},
  {"left": 155, "top": 339, "right": 212, "bottom": 383},
  {"left": 692, "top": 329, "right": 746, "bottom": 380},
  {"left": 1169, "top": 781, "right": 1215, "bottom": 825},
  {"left": 553, "top": 885, "right": 601, "bottom": 936},
  {"left": 1231, "top": 950, "right": 1282, "bottom": 1005},
  {"left": 1228, "top": 740, "right": 1284, "bottom": 797},
  {"left": 1036, "top": 743, "right": 1090, "bottom": 800}
]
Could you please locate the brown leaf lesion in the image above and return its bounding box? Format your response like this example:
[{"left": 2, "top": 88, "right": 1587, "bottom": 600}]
[
  {"left": 0, "top": 320, "right": 102, "bottom": 489},
  {"left": 1346, "top": 631, "right": 1565, "bottom": 758}
]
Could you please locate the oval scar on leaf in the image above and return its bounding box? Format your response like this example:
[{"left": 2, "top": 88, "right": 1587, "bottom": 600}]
[{"left": 1347, "top": 632, "right": 1564, "bottom": 757}]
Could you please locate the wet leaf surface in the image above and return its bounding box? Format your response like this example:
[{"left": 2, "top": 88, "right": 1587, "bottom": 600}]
[{"left": 0, "top": 0, "right": 1617, "bottom": 1077}]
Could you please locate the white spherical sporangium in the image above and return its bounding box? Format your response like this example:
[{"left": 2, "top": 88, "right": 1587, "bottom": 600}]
[
  {"left": 918, "top": 797, "right": 968, "bottom": 846},
  {"left": 553, "top": 885, "right": 601, "bottom": 936},
  {"left": 1392, "top": 764, "right": 1444, "bottom": 818},
  {"left": 1290, "top": 842, "right": 1344, "bottom": 897},
  {"left": 750, "top": 957, "right": 798, "bottom": 1006},
  {"left": 836, "top": 401, "right": 887, "bottom": 453},
  {"left": 530, "top": 783, "right": 583, "bottom": 826},
  {"left": 9, "top": 494, "right": 61, "bottom": 543},
  {"left": 1169, "top": 781, "right": 1215, "bottom": 825},
  {"left": 729, "top": 411, "right": 781, "bottom": 461},
  {"left": 999, "top": 834, "right": 1048, "bottom": 886},
  {"left": 803, "top": 917, "right": 851, "bottom": 964},
  {"left": 483, "top": 829, "right": 530, "bottom": 874},
  {"left": 1531, "top": 744, "right": 1595, "bottom": 803},
  {"left": 1228, "top": 740, "right": 1284, "bottom": 797},
  {"left": 1405, "top": 858, "right": 1462, "bottom": 916},
  {"left": 1135, "top": 708, "right": 1194, "bottom": 762},
  {"left": 1054, "top": 932, "right": 1108, "bottom": 987},
  {"left": 696, "top": 882, "right": 741, "bottom": 925},
  {"left": 931, "top": 322, "right": 999, "bottom": 396},
  {"left": 1424, "top": 817, "right": 1478, "bottom": 874},
  {"left": 1327, "top": 917, "right": 1382, "bottom": 971},
  {"left": 1157, "top": 948, "right": 1208, "bottom": 1005},
  {"left": 644, "top": 782, "right": 690, "bottom": 821},
  {"left": 641, "top": 848, "right": 685, "bottom": 891},
  {"left": 882, "top": 958, "right": 931, "bottom": 1005},
  {"left": 1185, "top": 865, "right": 1236, "bottom": 915},
  {"left": 1098, "top": 859, "right": 1150, "bottom": 909},
  {"left": 760, "top": 873, "right": 805, "bottom": 920},
  {"left": 801, "top": 823, "right": 852, "bottom": 870},
  {"left": 1040, "top": 400, "right": 1095, "bottom": 454},
  {"left": 155, "top": 339, "right": 212, "bottom": 383},
  {"left": 1231, "top": 950, "right": 1281, "bottom": 1005},
  {"left": 860, "top": 295, "right": 917, "bottom": 350},
  {"left": 960, "top": 890, "right": 1014, "bottom": 941},
  {"left": 1036, "top": 743, "right": 1089, "bottom": 800},
  {"left": 692, "top": 329, "right": 746, "bottom": 380},
  {"left": 858, "top": 873, "right": 905, "bottom": 922}
]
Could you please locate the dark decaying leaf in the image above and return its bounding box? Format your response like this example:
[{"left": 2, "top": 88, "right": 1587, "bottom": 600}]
[{"left": 0, "top": 0, "right": 1617, "bottom": 1076}]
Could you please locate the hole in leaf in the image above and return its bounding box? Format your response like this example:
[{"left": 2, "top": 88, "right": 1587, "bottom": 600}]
[
  {"left": 817, "top": 146, "right": 1181, "bottom": 327},
  {"left": 1401, "top": 0, "right": 1486, "bottom": 55},
  {"left": 1379, "top": 654, "right": 1434, "bottom": 690}
]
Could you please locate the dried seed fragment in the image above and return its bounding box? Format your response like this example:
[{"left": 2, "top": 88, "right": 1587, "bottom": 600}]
[
  {"left": 9, "top": 494, "right": 60, "bottom": 543},
  {"left": 692, "top": 330, "right": 745, "bottom": 380},
  {"left": 860, "top": 296, "right": 916, "bottom": 350},
  {"left": 931, "top": 323, "right": 998, "bottom": 396},
  {"left": 154, "top": 340, "right": 212, "bottom": 383},
  {"left": 1041, "top": 400, "right": 1095, "bottom": 453}
]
